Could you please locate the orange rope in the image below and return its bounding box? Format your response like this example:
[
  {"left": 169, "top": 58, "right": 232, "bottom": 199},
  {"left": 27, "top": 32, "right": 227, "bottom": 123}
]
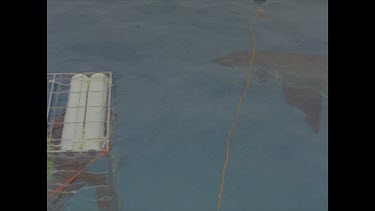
[
  {"left": 47, "top": 150, "right": 109, "bottom": 200},
  {"left": 217, "top": 3, "right": 264, "bottom": 211}
]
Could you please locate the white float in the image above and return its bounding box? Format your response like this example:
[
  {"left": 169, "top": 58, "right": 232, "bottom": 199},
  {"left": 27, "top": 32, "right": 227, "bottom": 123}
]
[
  {"left": 61, "top": 74, "right": 90, "bottom": 151},
  {"left": 83, "top": 73, "right": 109, "bottom": 151}
]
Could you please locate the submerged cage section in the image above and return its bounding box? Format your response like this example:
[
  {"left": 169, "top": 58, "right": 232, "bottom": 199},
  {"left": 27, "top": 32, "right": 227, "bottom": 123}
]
[{"left": 47, "top": 72, "right": 113, "bottom": 153}]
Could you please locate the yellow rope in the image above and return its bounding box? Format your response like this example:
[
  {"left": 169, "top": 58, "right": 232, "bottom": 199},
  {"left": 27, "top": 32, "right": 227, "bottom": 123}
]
[{"left": 217, "top": 3, "right": 264, "bottom": 211}]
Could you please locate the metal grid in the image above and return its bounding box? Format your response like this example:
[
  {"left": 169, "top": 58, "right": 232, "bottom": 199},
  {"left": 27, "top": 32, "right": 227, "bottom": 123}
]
[{"left": 47, "top": 72, "right": 113, "bottom": 153}]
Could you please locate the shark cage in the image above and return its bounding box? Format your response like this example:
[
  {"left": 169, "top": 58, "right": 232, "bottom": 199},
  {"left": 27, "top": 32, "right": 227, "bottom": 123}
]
[{"left": 47, "top": 72, "right": 121, "bottom": 210}]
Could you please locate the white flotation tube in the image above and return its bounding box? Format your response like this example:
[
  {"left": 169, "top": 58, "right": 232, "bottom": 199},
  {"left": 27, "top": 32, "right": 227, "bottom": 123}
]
[
  {"left": 60, "top": 74, "right": 90, "bottom": 151},
  {"left": 83, "top": 73, "right": 108, "bottom": 151}
]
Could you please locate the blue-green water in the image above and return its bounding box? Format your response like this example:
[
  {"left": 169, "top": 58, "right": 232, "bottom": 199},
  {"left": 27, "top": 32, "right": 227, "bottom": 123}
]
[{"left": 48, "top": 0, "right": 328, "bottom": 210}]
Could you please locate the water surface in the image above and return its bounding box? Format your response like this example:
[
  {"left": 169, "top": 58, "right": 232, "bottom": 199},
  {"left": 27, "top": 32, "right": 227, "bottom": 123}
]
[{"left": 47, "top": 0, "right": 328, "bottom": 210}]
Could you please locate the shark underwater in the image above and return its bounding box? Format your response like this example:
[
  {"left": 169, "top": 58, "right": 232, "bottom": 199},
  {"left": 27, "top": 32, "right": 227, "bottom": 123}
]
[
  {"left": 47, "top": 115, "right": 122, "bottom": 211},
  {"left": 213, "top": 51, "right": 328, "bottom": 133}
]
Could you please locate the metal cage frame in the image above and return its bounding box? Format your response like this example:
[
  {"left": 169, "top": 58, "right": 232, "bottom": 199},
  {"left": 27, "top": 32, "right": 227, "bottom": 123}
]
[{"left": 47, "top": 72, "right": 113, "bottom": 153}]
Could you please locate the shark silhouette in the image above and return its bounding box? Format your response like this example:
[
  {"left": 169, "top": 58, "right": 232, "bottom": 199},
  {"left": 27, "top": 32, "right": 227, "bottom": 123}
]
[{"left": 213, "top": 51, "right": 328, "bottom": 133}]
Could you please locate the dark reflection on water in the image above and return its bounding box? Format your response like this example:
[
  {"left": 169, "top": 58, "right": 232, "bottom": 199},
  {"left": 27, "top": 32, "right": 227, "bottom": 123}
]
[{"left": 214, "top": 51, "right": 328, "bottom": 133}]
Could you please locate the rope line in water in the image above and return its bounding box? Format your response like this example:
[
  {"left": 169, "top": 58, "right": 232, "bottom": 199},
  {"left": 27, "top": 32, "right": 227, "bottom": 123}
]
[
  {"left": 217, "top": 3, "right": 264, "bottom": 211},
  {"left": 47, "top": 150, "right": 109, "bottom": 200}
]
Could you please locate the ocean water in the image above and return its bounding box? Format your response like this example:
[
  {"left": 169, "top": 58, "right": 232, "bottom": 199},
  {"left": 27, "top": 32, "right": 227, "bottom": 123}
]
[{"left": 47, "top": 0, "right": 328, "bottom": 210}]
